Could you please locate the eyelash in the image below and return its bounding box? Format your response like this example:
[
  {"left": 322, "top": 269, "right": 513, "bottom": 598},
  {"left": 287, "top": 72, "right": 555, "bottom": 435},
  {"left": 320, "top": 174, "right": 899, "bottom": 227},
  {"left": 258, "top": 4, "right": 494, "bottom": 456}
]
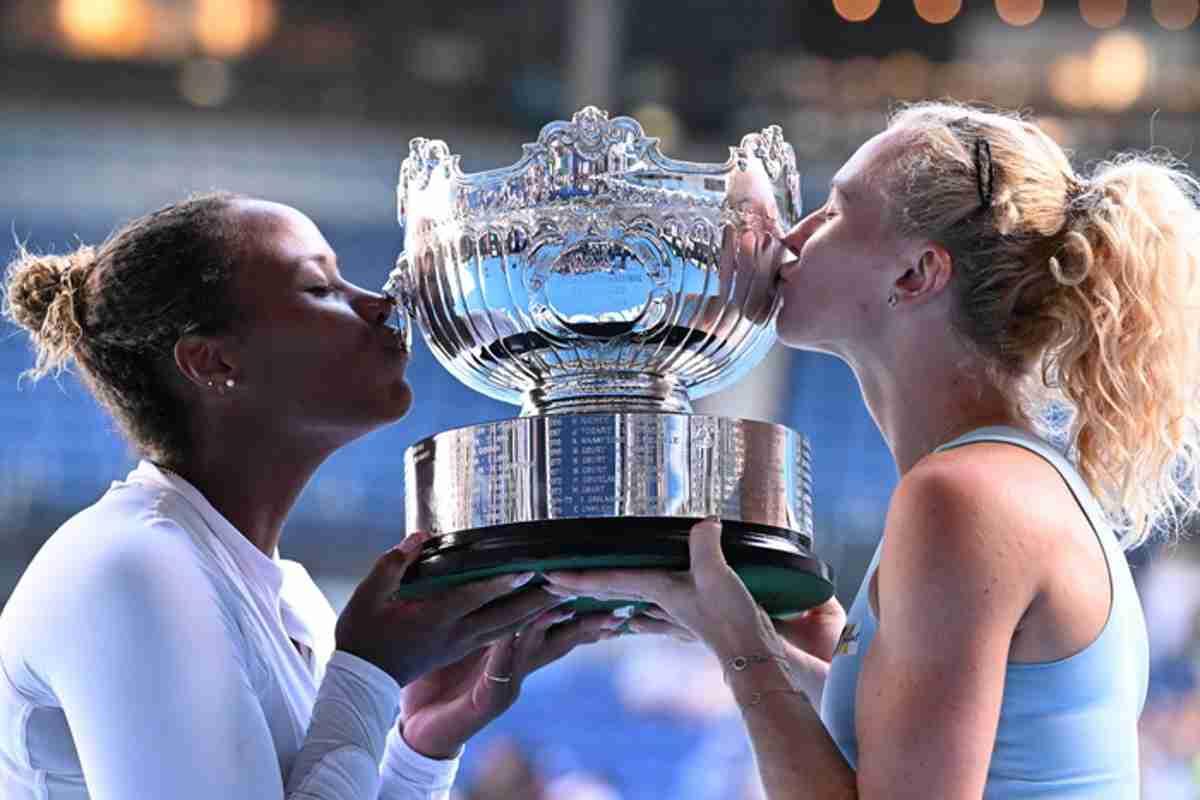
[{"left": 306, "top": 286, "right": 334, "bottom": 297}]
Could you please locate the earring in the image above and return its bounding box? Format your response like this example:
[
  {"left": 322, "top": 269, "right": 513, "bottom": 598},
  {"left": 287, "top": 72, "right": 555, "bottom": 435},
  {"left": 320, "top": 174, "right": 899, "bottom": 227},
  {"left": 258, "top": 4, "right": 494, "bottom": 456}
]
[
  {"left": 225, "top": 378, "right": 235, "bottom": 388},
  {"left": 887, "top": 292, "right": 898, "bottom": 308},
  {"left": 206, "top": 380, "right": 215, "bottom": 388}
]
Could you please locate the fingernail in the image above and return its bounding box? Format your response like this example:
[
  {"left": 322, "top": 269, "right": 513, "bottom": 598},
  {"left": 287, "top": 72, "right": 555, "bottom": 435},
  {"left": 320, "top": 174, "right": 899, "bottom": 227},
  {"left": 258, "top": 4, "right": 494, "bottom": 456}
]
[
  {"left": 612, "top": 604, "right": 637, "bottom": 619},
  {"left": 554, "top": 609, "right": 577, "bottom": 623},
  {"left": 601, "top": 613, "right": 626, "bottom": 630},
  {"left": 510, "top": 571, "right": 536, "bottom": 587},
  {"left": 542, "top": 584, "right": 575, "bottom": 597}
]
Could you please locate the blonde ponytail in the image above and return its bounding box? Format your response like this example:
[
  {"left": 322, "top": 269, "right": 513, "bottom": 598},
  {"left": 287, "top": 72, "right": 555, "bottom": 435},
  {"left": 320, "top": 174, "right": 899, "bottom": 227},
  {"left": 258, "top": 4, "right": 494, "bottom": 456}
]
[
  {"left": 887, "top": 102, "right": 1200, "bottom": 547},
  {"left": 1043, "top": 157, "right": 1200, "bottom": 546}
]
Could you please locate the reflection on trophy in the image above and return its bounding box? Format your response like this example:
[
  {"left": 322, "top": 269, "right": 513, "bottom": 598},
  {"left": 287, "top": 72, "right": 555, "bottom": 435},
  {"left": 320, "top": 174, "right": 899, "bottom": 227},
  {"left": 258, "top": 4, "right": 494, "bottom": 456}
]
[{"left": 385, "top": 107, "right": 833, "bottom": 615}]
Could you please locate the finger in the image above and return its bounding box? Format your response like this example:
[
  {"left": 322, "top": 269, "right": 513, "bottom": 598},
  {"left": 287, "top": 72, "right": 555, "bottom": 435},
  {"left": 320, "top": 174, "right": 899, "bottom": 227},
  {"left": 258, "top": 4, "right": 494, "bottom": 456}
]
[
  {"left": 362, "top": 531, "right": 429, "bottom": 603},
  {"left": 688, "top": 517, "right": 730, "bottom": 579},
  {"left": 523, "top": 611, "right": 619, "bottom": 672},
  {"left": 626, "top": 616, "right": 697, "bottom": 642},
  {"left": 509, "top": 605, "right": 578, "bottom": 670},
  {"left": 440, "top": 571, "right": 539, "bottom": 618},
  {"left": 542, "top": 569, "right": 679, "bottom": 605},
  {"left": 639, "top": 605, "right": 677, "bottom": 623},
  {"left": 477, "top": 635, "right": 521, "bottom": 699},
  {"left": 460, "top": 588, "right": 564, "bottom": 643}
]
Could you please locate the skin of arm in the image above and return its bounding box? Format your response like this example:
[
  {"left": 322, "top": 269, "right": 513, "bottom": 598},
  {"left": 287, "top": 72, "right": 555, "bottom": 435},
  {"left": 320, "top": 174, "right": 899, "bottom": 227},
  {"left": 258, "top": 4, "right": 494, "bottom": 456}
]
[
  {"left": 853, "top": 458, "right": 1038, "bottom": 799},
  {"left": 544, "top": 456, "right": 1041, "bottom": 800}
]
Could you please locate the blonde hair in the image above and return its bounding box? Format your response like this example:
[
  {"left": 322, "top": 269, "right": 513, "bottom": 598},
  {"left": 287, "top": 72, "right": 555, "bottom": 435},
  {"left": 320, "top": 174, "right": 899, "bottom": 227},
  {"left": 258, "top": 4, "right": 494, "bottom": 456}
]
[{"left": 885, "top": 102, "right": 1200, "bottom": 548}]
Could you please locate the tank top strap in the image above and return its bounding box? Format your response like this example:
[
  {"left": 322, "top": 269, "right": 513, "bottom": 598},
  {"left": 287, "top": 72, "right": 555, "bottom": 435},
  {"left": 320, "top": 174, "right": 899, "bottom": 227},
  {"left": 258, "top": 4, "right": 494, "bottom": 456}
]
[{"left": 933, "top": 425, "right": 1120, "bottom": 550}]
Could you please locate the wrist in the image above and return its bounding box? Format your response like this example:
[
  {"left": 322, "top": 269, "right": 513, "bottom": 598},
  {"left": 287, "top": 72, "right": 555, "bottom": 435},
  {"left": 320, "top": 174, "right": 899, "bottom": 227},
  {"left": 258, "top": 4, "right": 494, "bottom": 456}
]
[{"left": 398, "top": 721, "right": 464, "bottom": 761}]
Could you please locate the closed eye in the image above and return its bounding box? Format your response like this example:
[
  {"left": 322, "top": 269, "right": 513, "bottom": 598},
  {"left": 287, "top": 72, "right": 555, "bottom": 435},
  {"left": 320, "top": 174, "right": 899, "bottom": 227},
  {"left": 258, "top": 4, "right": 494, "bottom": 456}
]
[{"left": 305, "top": 285, "right": 335, "bottom": 297}]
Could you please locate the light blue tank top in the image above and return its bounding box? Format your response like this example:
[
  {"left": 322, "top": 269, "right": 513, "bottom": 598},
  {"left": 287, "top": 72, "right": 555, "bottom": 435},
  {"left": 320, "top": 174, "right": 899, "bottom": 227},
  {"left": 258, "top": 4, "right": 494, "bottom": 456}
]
[{"left": 819, "top": 426, "right": 1149, "bottom": 798}]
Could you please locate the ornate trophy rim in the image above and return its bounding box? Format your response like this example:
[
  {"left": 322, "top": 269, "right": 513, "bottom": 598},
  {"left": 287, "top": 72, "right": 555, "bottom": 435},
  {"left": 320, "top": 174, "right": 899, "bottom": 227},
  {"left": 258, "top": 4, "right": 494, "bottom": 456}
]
[
  {"left": 385, "top": 106, "right": 803, "bottom": 414},
  {"left": 394, "top": 105, "right": 802, "bottom": 225}
]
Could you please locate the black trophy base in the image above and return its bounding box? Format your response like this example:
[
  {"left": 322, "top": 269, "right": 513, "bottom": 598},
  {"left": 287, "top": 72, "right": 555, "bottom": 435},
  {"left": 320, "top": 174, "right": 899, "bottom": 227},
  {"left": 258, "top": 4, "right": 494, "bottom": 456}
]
[{"left": 393, "top": 517, "right": 835, "bottom": 618}]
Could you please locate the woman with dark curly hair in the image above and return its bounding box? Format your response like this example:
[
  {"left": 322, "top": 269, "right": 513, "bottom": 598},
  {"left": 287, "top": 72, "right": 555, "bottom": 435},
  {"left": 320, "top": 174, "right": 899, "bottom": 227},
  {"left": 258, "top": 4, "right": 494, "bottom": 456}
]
[
  {"left": 0, "top": 195, "right": 612, "bottom": 799},
  {"left": 547, "top": 102, "right": 1200, "bottom": 799}
]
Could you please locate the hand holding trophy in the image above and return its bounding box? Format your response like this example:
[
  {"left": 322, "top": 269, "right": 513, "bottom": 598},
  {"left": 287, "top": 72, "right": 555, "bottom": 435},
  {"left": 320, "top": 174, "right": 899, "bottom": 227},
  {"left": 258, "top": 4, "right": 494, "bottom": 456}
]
[{"left": 384, "top": 106, "right": 833, "bottom": 616}]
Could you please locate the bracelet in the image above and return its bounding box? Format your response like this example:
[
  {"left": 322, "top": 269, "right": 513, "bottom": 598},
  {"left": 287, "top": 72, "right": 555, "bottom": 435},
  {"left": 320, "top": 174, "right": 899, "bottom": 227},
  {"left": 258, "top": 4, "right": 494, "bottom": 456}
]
[
  {"left": 741, "top": 687, "right": 807, "bottom": 707},
  {"left": 723, "top": 652, "right": 791, "bottom": 684}
]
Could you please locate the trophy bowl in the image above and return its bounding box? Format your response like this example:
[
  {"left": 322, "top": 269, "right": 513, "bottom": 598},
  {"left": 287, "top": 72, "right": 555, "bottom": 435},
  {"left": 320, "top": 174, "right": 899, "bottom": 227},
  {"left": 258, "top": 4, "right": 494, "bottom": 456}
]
[{"left": 385, "top": 107, "right": 834, "bottom": 616}]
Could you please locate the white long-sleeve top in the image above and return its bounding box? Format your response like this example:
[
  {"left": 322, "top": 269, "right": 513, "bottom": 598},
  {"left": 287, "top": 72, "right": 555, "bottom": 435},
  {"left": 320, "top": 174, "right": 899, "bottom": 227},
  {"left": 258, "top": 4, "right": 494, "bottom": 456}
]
[{"left": 0, "top": 461, "right": 461, "bottom": 799}]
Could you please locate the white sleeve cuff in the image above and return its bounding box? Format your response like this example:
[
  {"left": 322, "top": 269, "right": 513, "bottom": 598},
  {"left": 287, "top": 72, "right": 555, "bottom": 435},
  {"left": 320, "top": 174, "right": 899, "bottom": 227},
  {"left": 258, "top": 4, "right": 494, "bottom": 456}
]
[{"left": 379, "top": 725, "right": 461, "bottom": 798}]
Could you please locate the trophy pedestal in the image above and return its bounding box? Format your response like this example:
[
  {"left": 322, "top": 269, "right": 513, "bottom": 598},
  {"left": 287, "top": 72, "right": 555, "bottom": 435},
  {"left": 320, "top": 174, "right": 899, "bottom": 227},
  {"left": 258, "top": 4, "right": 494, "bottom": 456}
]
[{"left": 395, "top": 412, "right": 835, "bottom": 616}]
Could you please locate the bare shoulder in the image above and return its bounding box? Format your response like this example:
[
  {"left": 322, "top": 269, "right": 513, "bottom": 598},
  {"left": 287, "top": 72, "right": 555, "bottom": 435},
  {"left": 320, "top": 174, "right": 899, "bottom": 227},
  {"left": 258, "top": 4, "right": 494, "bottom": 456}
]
[
  {"left": 877, "top": 443, "right": 1062, "bottom": 627},
  {"left": 890, "top": 442, "right": 1071, "bottom": 559}
]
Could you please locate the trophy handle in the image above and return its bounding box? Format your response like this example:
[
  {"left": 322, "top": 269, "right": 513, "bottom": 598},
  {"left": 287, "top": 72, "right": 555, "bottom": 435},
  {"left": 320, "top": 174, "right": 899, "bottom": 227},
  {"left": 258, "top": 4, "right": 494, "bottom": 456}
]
[{"left": 383, "top": 253, "right": 416, "bottom": 352}]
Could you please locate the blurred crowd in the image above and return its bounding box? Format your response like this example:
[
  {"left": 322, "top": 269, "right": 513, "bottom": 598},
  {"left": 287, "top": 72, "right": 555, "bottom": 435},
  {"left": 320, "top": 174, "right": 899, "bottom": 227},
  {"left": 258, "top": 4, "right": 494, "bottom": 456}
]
[{"left": 1139, "top": 547, "right": 1200, "bottom": 798}]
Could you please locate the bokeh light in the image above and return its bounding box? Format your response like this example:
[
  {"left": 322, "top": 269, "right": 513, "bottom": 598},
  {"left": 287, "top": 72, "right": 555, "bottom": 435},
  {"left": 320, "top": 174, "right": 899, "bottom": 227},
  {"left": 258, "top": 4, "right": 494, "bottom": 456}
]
[
  {"left": 880, "top": 51, "right": 933, "bottom": 99},
  {"left": 833, "top": 0, "right": 881, "bottom": 23},
  {"left": 1089, "top": 31, "right": 1149, "bottom": 111},
  {"left": 1048, "top": 54, "right": 1092, "bottom": 109},
  {"left": 1152, "top": 0, "right": 1200, "bottom": 29},
  {"left": 914, "top": 0, "right": 962, "bottom": 24},
  {"left": 57, "top": 0, "right": 152, "bottom": 59},
  {"left": 629, "top": 103, "right": 682, "bottom": 153},
  {"left": 1080, "top": 0, "right": 1126, "bottom": 28},
  {"left": 193, "top": 0, "right": 277, "bottom": 59},
  {"left": 995, "top": 0, "right": 1043, "bottom": 26},
  {"left": 178, "top": 57, "right": 234, "bottom": 107}
]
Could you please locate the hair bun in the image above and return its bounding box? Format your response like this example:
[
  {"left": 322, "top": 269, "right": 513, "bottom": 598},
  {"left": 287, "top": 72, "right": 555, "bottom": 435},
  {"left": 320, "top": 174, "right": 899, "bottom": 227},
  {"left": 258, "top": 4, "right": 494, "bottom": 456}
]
[{"left": 3, "top": 245, "right": 95, "bottom": 376}]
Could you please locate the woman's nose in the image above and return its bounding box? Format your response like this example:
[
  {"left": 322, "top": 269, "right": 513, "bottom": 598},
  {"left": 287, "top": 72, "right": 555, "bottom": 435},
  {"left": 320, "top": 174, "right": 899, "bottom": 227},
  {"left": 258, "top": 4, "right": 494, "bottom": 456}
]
[
  {"left": 353, "top": 288, "right": 396, "bottom": 326},
  {"left": 782, "top": 210, "right": 820, "bottom": 255},
  {"left": 781, "top": 221, "right": 808, "bottom": 256}
]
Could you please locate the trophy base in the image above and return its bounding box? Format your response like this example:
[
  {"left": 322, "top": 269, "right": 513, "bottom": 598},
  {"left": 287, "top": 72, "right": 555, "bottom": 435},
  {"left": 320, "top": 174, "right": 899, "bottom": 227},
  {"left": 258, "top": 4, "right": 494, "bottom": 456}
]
[{"left": 395, "top": 517, "right": 834, "bottom": 617}]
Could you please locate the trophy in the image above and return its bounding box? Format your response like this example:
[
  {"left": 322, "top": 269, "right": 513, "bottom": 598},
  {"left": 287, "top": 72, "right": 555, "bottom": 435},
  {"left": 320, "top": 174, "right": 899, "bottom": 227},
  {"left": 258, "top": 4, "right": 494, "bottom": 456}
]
[{"left": 385, "top": 107, "right": 833, "bottom": 615}]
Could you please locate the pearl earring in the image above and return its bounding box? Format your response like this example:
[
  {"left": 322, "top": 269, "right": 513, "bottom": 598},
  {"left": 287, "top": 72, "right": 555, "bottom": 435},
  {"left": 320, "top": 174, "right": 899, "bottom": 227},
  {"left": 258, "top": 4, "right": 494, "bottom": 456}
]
[{"left": 225, "top": 378, "right": 235, "bottom": 388}]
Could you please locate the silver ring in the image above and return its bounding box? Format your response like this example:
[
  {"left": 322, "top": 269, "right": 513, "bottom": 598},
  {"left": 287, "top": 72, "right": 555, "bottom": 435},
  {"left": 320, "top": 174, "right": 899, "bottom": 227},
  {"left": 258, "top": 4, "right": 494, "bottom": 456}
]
[{"left": 484, "top": 671, "right": 513, "bottom": 684}]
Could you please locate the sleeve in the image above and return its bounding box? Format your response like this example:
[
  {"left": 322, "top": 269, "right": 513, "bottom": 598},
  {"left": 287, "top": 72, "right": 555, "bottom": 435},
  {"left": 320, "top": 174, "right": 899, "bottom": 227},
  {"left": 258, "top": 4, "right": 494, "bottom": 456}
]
[
  {"left": 25, "top": 518, "right": 458, "bottom": 800},
  {"left": 379, "top": 725, "right": 462, "bottom": 800},
  {"left": 286, "top": 650, "right": 459, "bottom": 800}
]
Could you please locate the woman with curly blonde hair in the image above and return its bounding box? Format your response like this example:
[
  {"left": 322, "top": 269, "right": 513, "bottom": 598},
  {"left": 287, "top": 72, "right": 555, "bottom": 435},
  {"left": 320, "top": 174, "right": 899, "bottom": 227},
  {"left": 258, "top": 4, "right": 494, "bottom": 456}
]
[{"left": 547, "top": 102, "right": 1200, "bottom": 799}]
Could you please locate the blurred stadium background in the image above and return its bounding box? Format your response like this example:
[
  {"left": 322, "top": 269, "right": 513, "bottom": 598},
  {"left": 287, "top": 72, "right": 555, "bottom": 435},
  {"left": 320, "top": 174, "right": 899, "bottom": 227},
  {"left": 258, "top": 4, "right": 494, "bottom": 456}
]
[{"left": 1, "top": 1, "right": 1199, "bottom": 797}]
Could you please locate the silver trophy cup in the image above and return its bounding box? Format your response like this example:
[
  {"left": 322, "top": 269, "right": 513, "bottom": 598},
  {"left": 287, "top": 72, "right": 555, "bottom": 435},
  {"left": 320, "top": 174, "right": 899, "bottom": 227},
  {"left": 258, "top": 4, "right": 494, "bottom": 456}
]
[{"left": 385, "top": 107, "right": 832, "bottom": 615}]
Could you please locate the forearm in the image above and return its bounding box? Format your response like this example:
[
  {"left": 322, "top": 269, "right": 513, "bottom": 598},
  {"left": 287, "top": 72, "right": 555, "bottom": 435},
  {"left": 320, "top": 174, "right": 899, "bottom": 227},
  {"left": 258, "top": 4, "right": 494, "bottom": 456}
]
[
  {"left": 288, "top": 651, "right": 458, "bottom": 800},
  {"left": 730, "top": 661, "right": 857, "bottom": 800},
  {"left": 780, "top": 643, "right": 832, "bottom": 707}
]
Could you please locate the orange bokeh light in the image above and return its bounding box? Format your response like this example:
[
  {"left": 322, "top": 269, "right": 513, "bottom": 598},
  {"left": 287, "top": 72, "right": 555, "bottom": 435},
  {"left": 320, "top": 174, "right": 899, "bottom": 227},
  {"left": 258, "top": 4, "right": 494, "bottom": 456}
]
[
  {"left": 1152, "top": 0, "right": 1199, "bottom": 29},
  {"left": 996, "top": 0, "right": 1043, "bottom": 26},
  {"left": 57, "top": 0, "right": 152, "bottom": 59},
  {"left": 915, "top": 0, "right": 962, "bottom": 24},
  {"left": 833, "top": 0, "right": 881, "bottom": 23},
  {"left": 1080, "top": 0, "right": 1126, "bottom": 28},
  {"left": 194, "top": 0, "right": 277, "bottom": 59}
]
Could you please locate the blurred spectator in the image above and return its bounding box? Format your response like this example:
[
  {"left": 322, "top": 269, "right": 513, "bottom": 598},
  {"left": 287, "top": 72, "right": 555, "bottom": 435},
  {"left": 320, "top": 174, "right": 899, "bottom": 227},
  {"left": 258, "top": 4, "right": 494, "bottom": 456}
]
[{"left": 464, "top": 737, "right": 546, "bottom": 800}]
